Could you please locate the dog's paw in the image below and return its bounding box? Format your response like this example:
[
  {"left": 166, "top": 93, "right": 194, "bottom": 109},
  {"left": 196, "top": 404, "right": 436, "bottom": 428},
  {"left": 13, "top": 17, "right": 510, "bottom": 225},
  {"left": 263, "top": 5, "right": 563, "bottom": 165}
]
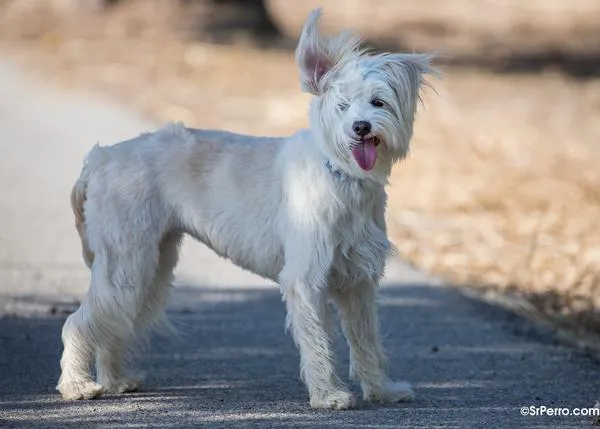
[
  {"left": 364, "top": 380, "right": 414, "bottom": 403},
  {"left": 57, "top": 379, "right": 105, "bottom": 400},
  {"left": 310, "top": 389, "right": 356, "bottom": 410},
  {"left": 103, "top": 375, "right": 142, "bottom": 394}
]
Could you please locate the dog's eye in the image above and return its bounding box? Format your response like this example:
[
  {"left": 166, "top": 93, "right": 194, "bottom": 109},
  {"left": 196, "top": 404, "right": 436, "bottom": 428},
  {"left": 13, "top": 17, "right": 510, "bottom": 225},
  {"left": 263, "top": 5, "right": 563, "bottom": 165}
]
[
  {"left": 338, "top": 102, "right": 349, "bottom": 111},
  {"left": 371, "top": 98, "right": 385, "bottom": 108}
]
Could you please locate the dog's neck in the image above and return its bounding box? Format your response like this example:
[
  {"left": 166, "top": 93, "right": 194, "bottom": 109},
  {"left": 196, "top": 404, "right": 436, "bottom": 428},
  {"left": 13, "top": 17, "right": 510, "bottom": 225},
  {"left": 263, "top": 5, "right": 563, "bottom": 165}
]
[
  {"left": 320, "top": 150, "right": 390, "bottom": 187},
  {"left": 299, "top": 128, "right": 389, "bottom": 186},
  {"left": 324, "top": 159, "right": 361, "bottom": 183}
]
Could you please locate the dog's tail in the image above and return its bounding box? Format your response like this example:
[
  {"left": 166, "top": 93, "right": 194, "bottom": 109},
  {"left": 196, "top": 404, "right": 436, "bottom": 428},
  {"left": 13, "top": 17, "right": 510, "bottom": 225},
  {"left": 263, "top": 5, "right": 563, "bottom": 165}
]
[{"left": 71, "top": 171, "right": 94, "bottom": 268}]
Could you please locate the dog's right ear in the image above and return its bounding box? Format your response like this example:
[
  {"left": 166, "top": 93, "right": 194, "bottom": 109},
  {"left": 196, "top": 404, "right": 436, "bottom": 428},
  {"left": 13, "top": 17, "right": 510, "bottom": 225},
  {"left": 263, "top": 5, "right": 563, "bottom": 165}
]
[{"left": 295, "top": 8, "right": 360, "bottom": 95}]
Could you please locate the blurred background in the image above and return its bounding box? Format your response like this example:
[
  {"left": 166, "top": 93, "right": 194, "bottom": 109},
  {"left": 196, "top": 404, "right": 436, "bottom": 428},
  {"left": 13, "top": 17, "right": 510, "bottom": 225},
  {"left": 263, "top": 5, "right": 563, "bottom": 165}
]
[{"left": 1, "top": 0, "right": 599, "bottom": 341}]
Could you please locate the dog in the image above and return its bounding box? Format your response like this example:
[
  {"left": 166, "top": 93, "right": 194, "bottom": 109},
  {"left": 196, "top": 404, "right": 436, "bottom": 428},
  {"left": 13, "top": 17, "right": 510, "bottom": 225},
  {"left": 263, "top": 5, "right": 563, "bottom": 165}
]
[{"left": 57, "top": 8, "right": 435, "bottom": 410}]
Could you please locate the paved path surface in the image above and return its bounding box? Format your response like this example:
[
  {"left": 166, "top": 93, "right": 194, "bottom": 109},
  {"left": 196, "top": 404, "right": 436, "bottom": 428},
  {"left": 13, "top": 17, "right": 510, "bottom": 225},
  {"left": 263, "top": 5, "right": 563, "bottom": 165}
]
[{"left": 0, "top": 59, "right": 598, "bottom": 428}]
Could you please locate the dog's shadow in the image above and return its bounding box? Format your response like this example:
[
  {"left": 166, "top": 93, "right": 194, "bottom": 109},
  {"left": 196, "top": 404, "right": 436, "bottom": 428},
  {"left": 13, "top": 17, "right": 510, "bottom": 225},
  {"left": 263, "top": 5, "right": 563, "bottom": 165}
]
[{"left": 1, "top": 282, "right": 598, "bottom": 427}]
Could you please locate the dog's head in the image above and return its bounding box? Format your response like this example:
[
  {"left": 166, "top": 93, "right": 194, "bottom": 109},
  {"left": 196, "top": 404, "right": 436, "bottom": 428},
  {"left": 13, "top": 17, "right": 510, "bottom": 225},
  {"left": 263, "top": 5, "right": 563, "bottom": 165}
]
[{"left": 296, "top": 9, "right": 435, "bottom": 183}]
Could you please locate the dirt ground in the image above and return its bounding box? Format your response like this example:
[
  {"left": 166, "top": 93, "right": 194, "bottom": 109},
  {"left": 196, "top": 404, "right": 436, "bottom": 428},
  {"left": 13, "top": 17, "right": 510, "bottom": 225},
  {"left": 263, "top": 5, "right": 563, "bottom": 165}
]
[{"left": 1, "top": 0, "right": 599, "bottom": 342}]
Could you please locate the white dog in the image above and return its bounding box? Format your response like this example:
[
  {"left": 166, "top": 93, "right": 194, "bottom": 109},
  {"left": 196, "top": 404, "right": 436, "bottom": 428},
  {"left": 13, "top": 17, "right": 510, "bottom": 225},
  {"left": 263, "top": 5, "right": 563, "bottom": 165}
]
[{"left": 57, "top": 9, "right": 434, "bottom": 410}]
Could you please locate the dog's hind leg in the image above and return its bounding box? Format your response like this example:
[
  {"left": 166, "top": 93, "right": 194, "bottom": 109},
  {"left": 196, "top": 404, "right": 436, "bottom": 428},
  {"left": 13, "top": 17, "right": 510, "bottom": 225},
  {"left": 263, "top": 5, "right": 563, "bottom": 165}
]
[
  {"left": 331, "top": 283, "right": 414, "bottom": 403},
  {"left": 58, "top": 230, "right": 162, "bottom": 399},
  {"left": 92, "top": 241, "right": 162, "bottom": 394},
  {"left": 58, "top": 252, "right": 149, "bottom": 399},
  {"left": 135, "top": 232, "right": 182, "bottom": 335},
  {"left": 94, "top": 231, "right": 182, "bottom": 394},
  {"left": 58, "top": 255, "right": 148, "bottom": 399},
  {"left": 56, "top": 297, "right": 105, "bottom": 400}
]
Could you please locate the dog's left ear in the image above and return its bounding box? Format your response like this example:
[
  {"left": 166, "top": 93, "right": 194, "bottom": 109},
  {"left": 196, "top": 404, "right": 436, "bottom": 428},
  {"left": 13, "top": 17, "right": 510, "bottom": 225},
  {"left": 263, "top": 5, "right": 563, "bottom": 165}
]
[
  {"left": 378, "top": 54, "right": 437, "bottom": 145},
  {"left": 295, "top": 8, "right": 361, "bottom": 95},
  {"left": 385, "top": 54, "right": 437, "bottom": 105}
]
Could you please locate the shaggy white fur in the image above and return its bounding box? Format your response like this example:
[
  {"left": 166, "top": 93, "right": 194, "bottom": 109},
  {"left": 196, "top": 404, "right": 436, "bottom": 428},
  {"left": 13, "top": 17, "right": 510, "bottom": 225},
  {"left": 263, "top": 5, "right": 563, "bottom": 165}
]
[{"left": 57, "top": 8, "right": 435, "bottom": 410}]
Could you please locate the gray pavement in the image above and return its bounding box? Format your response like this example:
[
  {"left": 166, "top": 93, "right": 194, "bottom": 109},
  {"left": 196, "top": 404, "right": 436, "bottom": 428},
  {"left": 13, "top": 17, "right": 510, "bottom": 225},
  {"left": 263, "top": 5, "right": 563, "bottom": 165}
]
[{"left": 0, "top": 59, "right": 598, "bottom": 428}]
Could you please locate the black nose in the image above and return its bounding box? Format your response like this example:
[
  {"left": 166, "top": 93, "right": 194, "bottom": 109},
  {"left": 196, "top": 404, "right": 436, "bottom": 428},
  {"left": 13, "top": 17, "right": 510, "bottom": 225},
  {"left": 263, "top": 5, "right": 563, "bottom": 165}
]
[{"left": 353, "top": 121, "right": 371, "bottom": 137}]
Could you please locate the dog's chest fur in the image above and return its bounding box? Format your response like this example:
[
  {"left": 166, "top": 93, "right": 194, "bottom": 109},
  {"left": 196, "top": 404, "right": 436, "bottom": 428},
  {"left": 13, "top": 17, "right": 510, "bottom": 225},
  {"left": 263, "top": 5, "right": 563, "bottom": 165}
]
[{"left": 326, "top": 181, "right": 391, "bottom": 288}]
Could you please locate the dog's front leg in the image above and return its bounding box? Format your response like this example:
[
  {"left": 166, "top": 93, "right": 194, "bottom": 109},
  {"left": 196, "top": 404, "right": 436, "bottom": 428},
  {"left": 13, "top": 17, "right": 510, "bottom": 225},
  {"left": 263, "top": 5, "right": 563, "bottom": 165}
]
[
  {"left": 332, "top": 283, "right": 414, "bottom": 404},
  {"left": 281, "top": 277, "right": 354, "bottom": 410}
]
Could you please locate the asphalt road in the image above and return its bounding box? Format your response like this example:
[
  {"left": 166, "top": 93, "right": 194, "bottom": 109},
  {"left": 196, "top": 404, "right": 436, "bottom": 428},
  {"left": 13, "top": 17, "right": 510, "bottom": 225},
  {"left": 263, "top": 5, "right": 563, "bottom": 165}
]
[{"left": 0, "top": 59, "right": 598, "bottom": 428}]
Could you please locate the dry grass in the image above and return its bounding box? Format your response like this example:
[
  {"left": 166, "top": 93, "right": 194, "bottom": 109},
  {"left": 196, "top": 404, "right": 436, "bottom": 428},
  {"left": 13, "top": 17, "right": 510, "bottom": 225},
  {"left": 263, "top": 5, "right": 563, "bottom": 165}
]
[
  {"left": 392, "top": 73, "right": 600, "bottom": 334},
  {"left": 1, "top": 0, "right": 599, "bottom": 337}
]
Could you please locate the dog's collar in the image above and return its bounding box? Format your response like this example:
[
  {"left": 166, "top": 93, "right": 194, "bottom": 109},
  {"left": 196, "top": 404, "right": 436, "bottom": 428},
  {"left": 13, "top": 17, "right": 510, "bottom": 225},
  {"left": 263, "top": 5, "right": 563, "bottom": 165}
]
[{"left": 325, "top": 159, "right": 360, "bottom": 183}]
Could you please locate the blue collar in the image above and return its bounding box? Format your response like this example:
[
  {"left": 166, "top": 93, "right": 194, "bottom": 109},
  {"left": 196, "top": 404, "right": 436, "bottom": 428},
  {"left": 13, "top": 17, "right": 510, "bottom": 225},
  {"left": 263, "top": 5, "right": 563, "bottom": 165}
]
[{"left": 325, "top": 160, "right": 360, "bottom": 183}]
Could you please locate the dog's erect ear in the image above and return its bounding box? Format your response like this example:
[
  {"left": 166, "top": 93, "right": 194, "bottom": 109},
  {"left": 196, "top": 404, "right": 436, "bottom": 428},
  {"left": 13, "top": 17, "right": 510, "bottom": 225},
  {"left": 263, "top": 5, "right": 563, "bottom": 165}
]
[{"left": 295, "top": 8, "right": 361, "bottom": 95}]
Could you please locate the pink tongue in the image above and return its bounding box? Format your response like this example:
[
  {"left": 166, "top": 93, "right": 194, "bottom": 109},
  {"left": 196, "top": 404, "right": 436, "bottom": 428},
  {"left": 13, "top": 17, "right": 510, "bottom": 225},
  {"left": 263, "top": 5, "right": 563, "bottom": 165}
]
[{"left": 352, "top": 139, "right": 377, "bottom": 171}]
